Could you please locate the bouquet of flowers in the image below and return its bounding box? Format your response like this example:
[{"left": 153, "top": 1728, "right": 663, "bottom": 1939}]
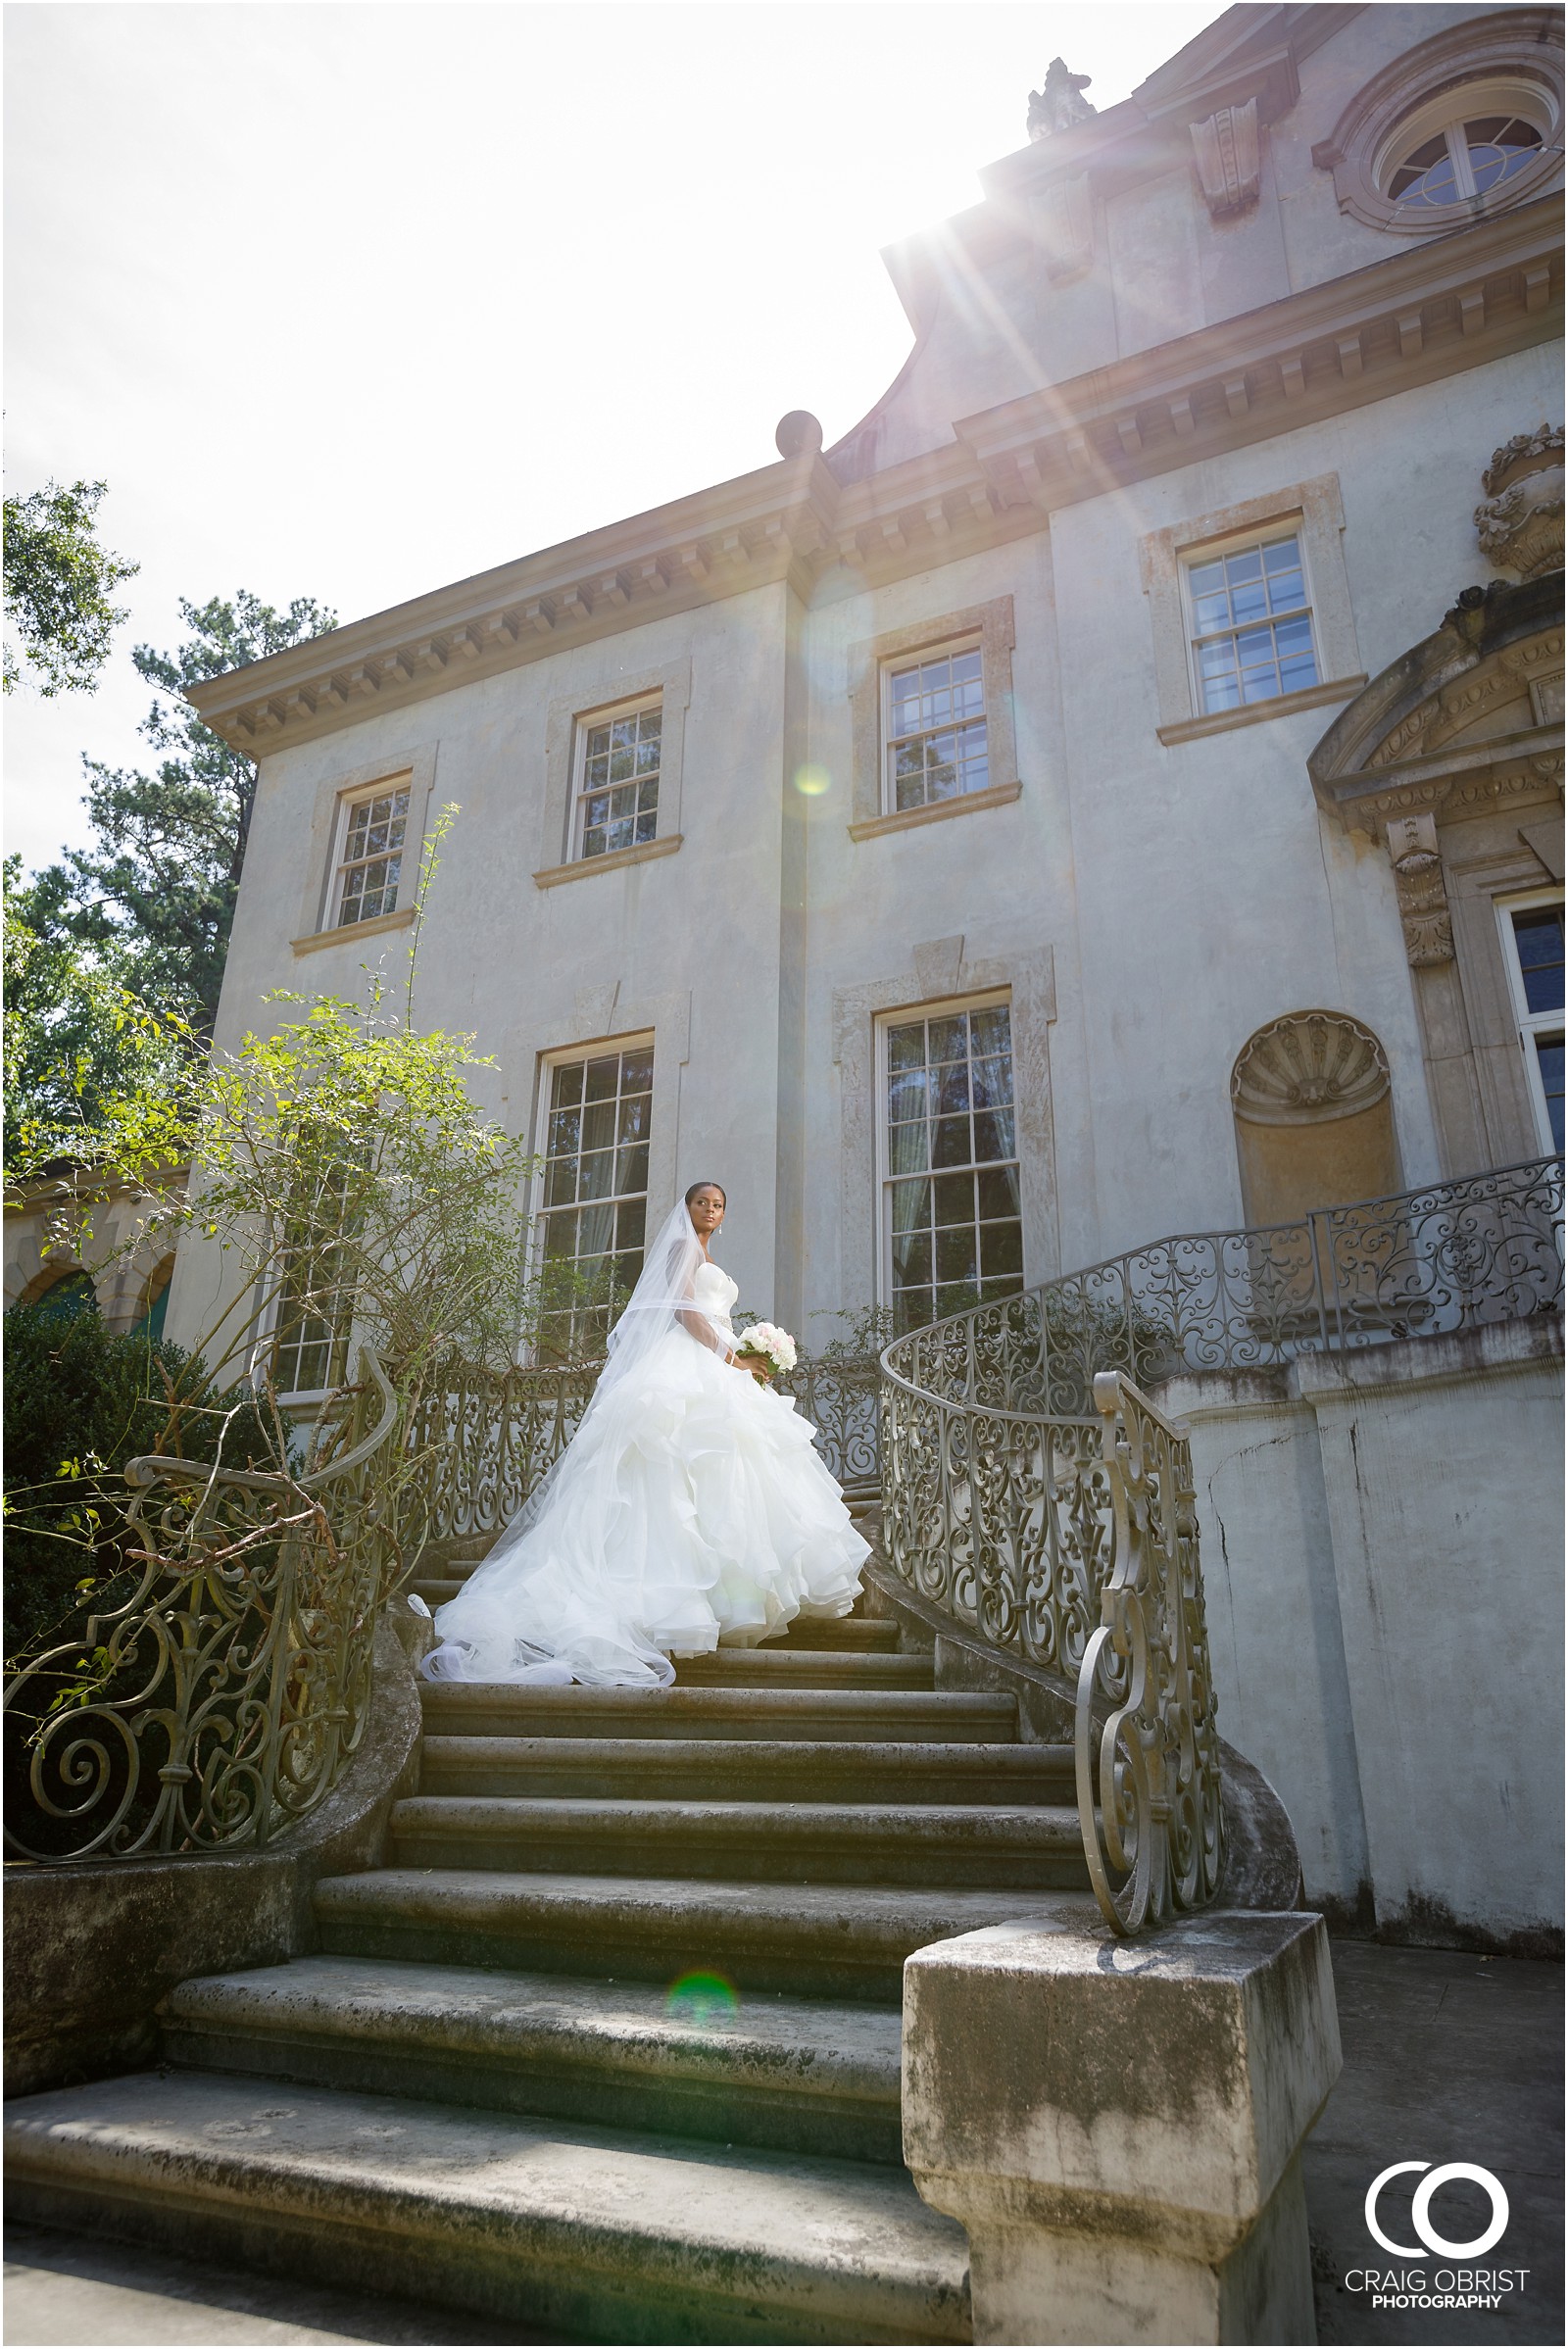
[{"left": 736, "top": 1320, "right": 798, "bottom": 1377}]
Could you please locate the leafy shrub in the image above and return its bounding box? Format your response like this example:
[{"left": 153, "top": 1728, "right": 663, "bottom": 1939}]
[{"left": 3, "top": 1302, "right": 283, "bottom": 1663}]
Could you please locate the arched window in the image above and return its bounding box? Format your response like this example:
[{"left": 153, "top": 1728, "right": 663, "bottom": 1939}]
[
  {"left": 1231, "top": 1012, "right": 1399, "bottom": 1229},
  {"left": 28, "top": 1270, "right": 100, "bottom": 1326},
  {"left": 1381, "top": 81, "right": 1551, "bottom": 215},
  {"left": 130, "top": 1256, "right": 175, "bottom": 1345},
  {"left": 1314, "top": 13, "right": 1563, "bottom": 236}
]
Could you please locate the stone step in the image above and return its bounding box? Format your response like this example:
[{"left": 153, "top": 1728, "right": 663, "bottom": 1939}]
[
  {"left": 418, "top": 1683, "right": 1018, "bottom": 1745},
  {"left": 4, "top": 2069, "right": 970, "bottom": 2345},
  {"left": 672, "top": 1650, "right": 934, "bottom": 1690},
  {"left": 160, "top": 1954, "right": 905, "bottom": 2166},
  {"left": 315, "top": 1868, "right": 1097, "bottom": 2001},
  {"left": 388, "top": 1796, "right": 1090, "bottom": 1890},
  {"left": 417, "top": 1736, "right": 1075, "bottom": 1806}
]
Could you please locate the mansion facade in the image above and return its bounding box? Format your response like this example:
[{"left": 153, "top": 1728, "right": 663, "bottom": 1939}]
[{"left": 164, "top": 0, "right": 1564, "bottom": 1393}]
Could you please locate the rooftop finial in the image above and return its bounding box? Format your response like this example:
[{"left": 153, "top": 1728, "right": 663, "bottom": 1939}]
[{"left": 1027, "top": 57, "right": 1096, "bottom": 142}]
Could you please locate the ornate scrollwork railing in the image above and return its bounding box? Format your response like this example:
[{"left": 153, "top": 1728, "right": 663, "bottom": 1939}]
[
  {"left": 404, "top": 1360, "right": 602, "bottom": 1545},
  {"left": 782, "top": 1353, "right": 881, "bottom": 1495},
  {"left": 1036, "top": 1153, "right": 1563, "bottom": 1412},
  {"left": 1075, "top": 1371, "right": 1224, "bottom": 1933},
  {"left": 878, "top": 1333, "right": 1223, "bottom": 1934},
  {"left": 3, "top": 1348, "right": 402, "bottom": 1864}
]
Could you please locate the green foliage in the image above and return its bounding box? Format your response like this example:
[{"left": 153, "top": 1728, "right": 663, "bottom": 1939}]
[
  {"left": 34, "top": 590, "right": 337, "bottom": 1027},
  {"left": 2, "top": 479, "right": 137, "bottom": 697},
  {"left": 2, "top": 1302, "right": 282, "bottom": 1663},
  {"left": 3, "top": 855, "right": 196, "bottom": 1187}
]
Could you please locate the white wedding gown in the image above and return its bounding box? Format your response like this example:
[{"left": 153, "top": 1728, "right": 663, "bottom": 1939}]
[{"left": 423, "top": 1261, "right": 870, "bottom": 1688}]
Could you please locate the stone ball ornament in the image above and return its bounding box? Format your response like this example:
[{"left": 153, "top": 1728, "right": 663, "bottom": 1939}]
[
  {"left": 1475, "top": 422, "right": 1564, "bottom": 581},
  {"left": 774, "top": 411, "right": 824, "bottom": 460}
]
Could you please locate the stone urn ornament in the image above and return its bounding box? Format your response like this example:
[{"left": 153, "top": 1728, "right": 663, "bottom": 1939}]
[{"left": 1475, "top": 423, "right": 1564, "bottom": 580}]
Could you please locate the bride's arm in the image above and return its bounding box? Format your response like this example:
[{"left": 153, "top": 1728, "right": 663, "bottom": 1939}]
[{"left": 676, "top": 1295, "right": 763, "bottom": 1373}]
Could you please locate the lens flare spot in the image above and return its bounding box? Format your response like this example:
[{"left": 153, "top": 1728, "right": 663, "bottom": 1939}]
[
  {"left": 793, "top": 762, "right": 831, "bottom": 798},
  {"left": 666, "top": 1970, "right": 739, "bottom": 2027}
]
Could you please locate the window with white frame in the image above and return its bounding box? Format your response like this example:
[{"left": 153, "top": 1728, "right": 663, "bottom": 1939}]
[
  {"left": 271, "top": 1165, "right": 356, "bottom": 1396},
  {"left": 334, "top": 782, "right": 411, "bottom": 927},
  {"left": 1499, "top": 890, "right": 1564, "bottom": 1152},
  {"left": 881, "top": 999, "right": 1022, "bottom": 1331},
  {"left": 1381, "top": 80, "right": 1552, "bottom": 215},
  {"left": 884, "top": 643, "right": 989, "bottom": 814},
  {"left": 575, "top": 700, "right": 662, "bottom": 861},
  {"left": 536, "top": 1042, "right": 654, "bottom": 1353},
  {"left": 1184, "top": 529, "right": 1319, "bottom": 716}
]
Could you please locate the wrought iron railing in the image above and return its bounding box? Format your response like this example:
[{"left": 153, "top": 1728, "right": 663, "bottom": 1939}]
[
  {"left": 879, "top": 1331, "right": 1223, "bottom": 1933},
  {"left": 4, "top": 1348, "right": 403, "bottom": 1864},
  {"left": 1077, "top": 1371, "right": 1224, "bottom": 1932},
  {"left": 1034, "top": 1153, "right": 1564, "bottom": 1412},
  {"left": 404, "top": 1360, "right": 602, "bottom": 1545}
]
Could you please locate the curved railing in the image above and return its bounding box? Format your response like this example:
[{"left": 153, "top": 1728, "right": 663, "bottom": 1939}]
[
  {"left": 876, "top": 1152, "right": 1561, "bottom": 1929},
  {"left": 3, "top": 1348, "right": 402, "bottom": 1864},
  {"left": 878, "top": 1326, "right": 1223, "bottom": 1933},
  {"left": 1034, "top": 1153, "right": 1563, "bottom": 1413}
]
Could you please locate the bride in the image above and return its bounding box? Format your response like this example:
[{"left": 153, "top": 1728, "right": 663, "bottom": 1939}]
[{"left": 422, "top": 1182, "right": 870, "bottom": 1688}]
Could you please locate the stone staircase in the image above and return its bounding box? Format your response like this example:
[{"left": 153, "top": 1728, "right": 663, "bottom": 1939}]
[{"left": 5, "top": 1526, "right": 1103, "bottom": 2343}]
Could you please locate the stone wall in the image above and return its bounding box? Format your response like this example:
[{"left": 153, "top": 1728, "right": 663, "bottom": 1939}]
[{"left": 1157, "top": 1312, "right": 1564, "bottom": 1951}]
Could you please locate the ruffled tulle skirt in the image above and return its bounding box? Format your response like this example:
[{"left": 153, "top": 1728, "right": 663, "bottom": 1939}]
[{"left": 422, "top": 1330, "right": 869, "bottom": 1688}]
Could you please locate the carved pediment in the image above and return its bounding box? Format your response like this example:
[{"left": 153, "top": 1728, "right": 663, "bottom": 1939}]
[{"left": 1309, "top": 573, "right": 1564, "bottom": 835}]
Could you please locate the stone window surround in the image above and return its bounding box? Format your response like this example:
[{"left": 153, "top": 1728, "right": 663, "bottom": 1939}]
[
  {"left": 502, "top": 981, "right": 692, "bottom": 1352},
  {"left": 832, "top": 933, "right": 1057, "bottom": 1315},
  {"left": 846, "top": 597, "right": 1020, "bottom": 841},
  {"left": 1445, "top": 834, "right": 1567, "bottom": 1164},
  {"left": 1495, "top": 880, "right": 1565, "bottom": 1153},
  {"left": 1139, "top": 475, "right": 1366, "bottom": 747},
  {"left": 534, "top": 657, "right": 691, "bottom": 886},
  {"left": 292, "top": 743, "right": 439, "bottom": 954},
  {"left": 1311, "top": 9, "right": 1564, "bottom": 239}
]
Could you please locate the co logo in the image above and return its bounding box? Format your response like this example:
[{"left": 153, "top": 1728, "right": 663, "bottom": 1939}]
[{"left": 1365, "top": 2163, "right": 1510, "bottom": 2259}]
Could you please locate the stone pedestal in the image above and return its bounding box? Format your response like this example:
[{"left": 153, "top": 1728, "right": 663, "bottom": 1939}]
[{"left": 902, "top": 1908, "right": 1340, "bottom": 2345}]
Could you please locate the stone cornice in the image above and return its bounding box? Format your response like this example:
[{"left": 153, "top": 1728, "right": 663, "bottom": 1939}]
[
  {"left": 953, "top": 195, "right": 1562, "bottom": 514},
  {"left": 189, "top": 197, "right": 1562, "bottom": 761},
  {"left": 187, "top": 447, "right": 844, "bottom": 756}
]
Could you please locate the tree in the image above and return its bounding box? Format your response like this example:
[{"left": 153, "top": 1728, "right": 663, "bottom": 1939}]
[
  {"left": 2, "top": 856, "right": 192, "bottom": 1184},
  {"left": 37, "top": 590, "right": 336, "bottom": 1026},
  {"left": 2, "top": 478, "right": 138, "bottom": 697}
]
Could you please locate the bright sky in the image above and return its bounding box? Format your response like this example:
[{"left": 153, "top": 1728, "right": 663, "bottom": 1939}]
[{"left": 5, "top": 0, "right": 1226, "bottom": 874}]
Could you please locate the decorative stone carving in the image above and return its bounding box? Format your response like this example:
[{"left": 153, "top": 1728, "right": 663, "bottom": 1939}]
[
  {"left": 1384, "top": 809, "right": 1455, "bottom": 967},
  {"left": 912, "top": 935, "right": 965, "bottom": 1000},
  {"left": 1231, "top": 1010, "right": 1392, "bottom": 1124},
  {"left": 1027, "top": 58, "right": 1095, "bottom": 142},
  {"left": 1190, "top": 98, "right": 1260, "bottom": 217},
  {"left": 1475, "top": 424, "right": 1564, "bottom": 581},
  {"left": 1034, "top": 171, "right": 1093, "bottom": 281}
]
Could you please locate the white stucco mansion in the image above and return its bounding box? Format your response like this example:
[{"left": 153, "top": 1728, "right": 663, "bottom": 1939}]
[{"left": 160, "top": 1, "right": 1562, "bottom": 1388}]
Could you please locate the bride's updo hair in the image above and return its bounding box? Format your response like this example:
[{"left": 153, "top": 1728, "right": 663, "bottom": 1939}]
[{"left": 684, "top": 1180, "right": 726, "bottom": 1207}]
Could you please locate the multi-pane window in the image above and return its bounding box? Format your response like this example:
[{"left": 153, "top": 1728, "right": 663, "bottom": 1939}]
[
  {"left": 1185, "top": 533, "right": 1318, "bottom": 715},
  {"left": 271, "top": 1158, "right": 358, "bottom": 1395},
  {"left": 336, "top": 786, "right": 410, "bottom": 926},
  {"left": 1501, "top": 895, "right": 1565, "bottom": 1152},
  {"left": 885, "top": 645, "right": 988, "bottom": 813},
  {"left": 577, "top": 704, "right": 662, "bottom": 860},
  {"left": 883, "top": 1002, "right": 1022, "bottom": 1332},
  {"left": 538, "top": 1044, "right": 653, "bottom": 1353},
  {"left": 1388, "top": 110, "right": 1544, "bottom": 210}
]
